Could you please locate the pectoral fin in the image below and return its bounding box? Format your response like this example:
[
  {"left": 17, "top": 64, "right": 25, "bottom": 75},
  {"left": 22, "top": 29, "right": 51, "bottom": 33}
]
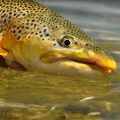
[
  {"left": 0, "top": 33, "right": 8, "bottom": 56},
  {"left": 0, "top": 47, "right": 8, "bottom": 56}
]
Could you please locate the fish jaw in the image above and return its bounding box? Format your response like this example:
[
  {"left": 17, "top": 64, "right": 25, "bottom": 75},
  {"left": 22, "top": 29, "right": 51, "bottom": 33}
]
[{"left": 40, "top": 48, "right": 117, "bottom": 74}]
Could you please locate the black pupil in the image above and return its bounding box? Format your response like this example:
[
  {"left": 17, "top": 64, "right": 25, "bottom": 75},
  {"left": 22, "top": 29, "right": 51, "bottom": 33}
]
[{"left": 64, "top": 40, "right": 70, "bottom": 46}]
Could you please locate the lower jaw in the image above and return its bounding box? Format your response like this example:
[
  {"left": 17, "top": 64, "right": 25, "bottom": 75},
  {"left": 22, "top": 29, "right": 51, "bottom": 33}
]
[
  {"left": 26, "top": 56, "right": 108, "bottom": 76},
  {"left": 31, "top": 60, "right": 105, "bottom": 76},
  {"left": 58, "top": 60, "right": 104, "bottom": 74}
]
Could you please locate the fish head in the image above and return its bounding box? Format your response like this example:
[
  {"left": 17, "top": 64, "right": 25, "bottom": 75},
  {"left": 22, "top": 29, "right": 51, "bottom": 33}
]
[{"left": 3, "top": 12, "right": 117, "bottom": 75}]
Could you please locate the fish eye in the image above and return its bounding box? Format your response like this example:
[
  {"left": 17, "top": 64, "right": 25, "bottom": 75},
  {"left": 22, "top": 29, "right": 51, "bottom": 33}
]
[
  {"left": 59, "top": 36, "right": 73, "bottom": 48},
  {"left": 64, "top": 39, "right": 71, "bottom": 46}
]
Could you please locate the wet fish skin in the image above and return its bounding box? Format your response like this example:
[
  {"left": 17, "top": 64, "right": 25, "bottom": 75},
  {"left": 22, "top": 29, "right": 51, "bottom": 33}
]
[{"left": 0, "top": 0, "right": 117, "bottom": 75}]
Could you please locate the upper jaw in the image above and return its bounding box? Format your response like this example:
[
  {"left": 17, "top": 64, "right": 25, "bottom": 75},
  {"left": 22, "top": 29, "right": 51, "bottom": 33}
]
[{"left": 40, "top": 48, "right": 117, "bottom": 74}]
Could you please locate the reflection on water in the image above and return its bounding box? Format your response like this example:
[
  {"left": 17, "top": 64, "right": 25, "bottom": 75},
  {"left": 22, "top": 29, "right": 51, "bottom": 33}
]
[{"left": 0, "top": 0, "right": 120, "bottom": 120}]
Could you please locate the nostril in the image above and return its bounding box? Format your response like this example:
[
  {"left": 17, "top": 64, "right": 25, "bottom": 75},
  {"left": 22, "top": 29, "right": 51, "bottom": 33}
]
[{"left": 85, "top": 44, "right": 92, "bottom": 48}]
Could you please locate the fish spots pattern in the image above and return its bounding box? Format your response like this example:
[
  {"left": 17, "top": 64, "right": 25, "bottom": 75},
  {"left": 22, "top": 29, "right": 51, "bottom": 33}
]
[{"left": 0, "top": 0, "right": 102, "bottom": 51}]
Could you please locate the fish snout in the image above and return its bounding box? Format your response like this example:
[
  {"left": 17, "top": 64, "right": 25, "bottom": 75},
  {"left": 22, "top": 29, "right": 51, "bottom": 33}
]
[
  {"left": 40, "top": 48, "right": 117, "bottom": 74},
  {"left": 81, "top": 49, "right": 117, "bottom": 74}
]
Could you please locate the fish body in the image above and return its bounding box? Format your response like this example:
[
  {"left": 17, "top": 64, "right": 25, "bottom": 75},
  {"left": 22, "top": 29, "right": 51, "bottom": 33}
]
[{"left": 0, "top": 0, "right": 117, "bottom": 75}]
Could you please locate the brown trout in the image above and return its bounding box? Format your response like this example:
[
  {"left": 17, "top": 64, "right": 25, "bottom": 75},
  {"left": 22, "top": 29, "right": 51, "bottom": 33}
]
[{"left": 0, "top": 0, "right": 117, "bottom": 75}]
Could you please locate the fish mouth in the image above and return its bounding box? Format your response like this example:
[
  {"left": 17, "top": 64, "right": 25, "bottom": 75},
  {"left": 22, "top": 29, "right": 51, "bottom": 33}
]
[{"left": 40, "top": 49, "right": 117, "bottom": 74}]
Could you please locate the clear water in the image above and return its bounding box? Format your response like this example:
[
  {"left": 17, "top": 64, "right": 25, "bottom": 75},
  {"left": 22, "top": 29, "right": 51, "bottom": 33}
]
[{"left": 0, "top": 1, "right": 120, "bottom": 120}]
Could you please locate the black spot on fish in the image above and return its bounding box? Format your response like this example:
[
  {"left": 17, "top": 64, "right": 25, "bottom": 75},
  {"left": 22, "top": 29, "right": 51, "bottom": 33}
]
[
  {"left": 54, "top": 43, "right": 56, "bottom": 46},
  {"left": 13, "top": 30, "right": 16, "bottom": 33},
  {"left": 75, "top": 42, "right": 78, "bottom": 45},
  {"left": 40, "top": 35, "right": 43, "bottom": 37},
  {"left": 17, "top": 36, "right": 21, "bottom": 40},
  {"left": 45, "top": 33, "right": 49, "bottom": 37},
  {"left": 18, "top": 30, "right": 22, "bottom": 33}
]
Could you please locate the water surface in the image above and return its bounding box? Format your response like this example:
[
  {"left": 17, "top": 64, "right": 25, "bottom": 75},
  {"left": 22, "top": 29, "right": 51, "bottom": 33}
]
[{"left": 0, "top": 0, "right": 120, "bottom": 120}]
